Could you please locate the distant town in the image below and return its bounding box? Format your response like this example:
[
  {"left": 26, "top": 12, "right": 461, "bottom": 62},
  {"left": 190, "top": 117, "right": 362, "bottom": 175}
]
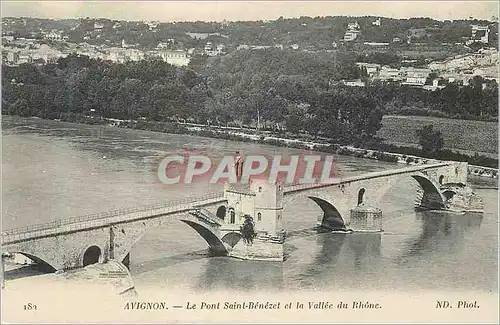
[{"left": 2, "top": 16, "right": 499, "bottom": 88}]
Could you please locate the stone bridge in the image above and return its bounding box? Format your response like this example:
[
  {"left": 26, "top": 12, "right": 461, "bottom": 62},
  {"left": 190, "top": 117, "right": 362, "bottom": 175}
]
[
  {"left": 1, "top": 193, "right": 231, "bottom": 271},
  {"left": 1, "top": 161, "right": 476, "bottom": 271},
  {"left": 282, "top": 161, "right": 470, "bottom": 230}
]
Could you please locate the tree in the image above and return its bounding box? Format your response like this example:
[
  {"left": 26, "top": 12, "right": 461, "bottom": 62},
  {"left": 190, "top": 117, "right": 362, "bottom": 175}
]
[
  {"left": 240, "top": 216, "right": 257, "bottom": 245},
  {"left": 416, "top": 124, "right": 444, "bottom": 156}
]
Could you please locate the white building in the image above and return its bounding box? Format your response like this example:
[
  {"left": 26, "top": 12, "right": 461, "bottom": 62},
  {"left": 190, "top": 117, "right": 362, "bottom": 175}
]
[
  {"left": 31, "top": 44, "right": 65, "bottom": 63},
  {"left": 372, "top": 18, "right": 381, "bottom": 26},
  {"left": 470, "top": 25, "right": 490, "bottom": 43},
  {"left": 344, "top": 30, "right": 360, "bottom": 42},
  {"left": 423, "top": 79, "right": 446, "bottom": 91},
  {"left": 378, "top": 67, "right": 401, "bottom": 80},
  {"left": 147, "top": 21, "right": 159, "bottom": 31},
  {"left": 94, "top": 22, "right": 104, "bottom": 31},
  {"left": 343, "top": 21, "right": 361, "bottom": 42},
  {"left": 347, "top": 21, "right": 360, "bottom": 30},
  {"left": 44, "top": 31, "right": 62, "bottom": 41},
  {"left": 160, "top": 50, "right": 190, "bottom": 66},
  {"left": 401, "top": 67, "right": 431, "bottom": 86},
  {"left": 342, "top": 79, "right": 365, "bottom": 87},
  {"left": 6, "top": 50, "right": 20, "bottom": 63}
]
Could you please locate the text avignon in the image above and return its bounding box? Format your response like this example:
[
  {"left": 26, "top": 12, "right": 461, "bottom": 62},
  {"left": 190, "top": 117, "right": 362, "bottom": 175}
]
[{"left": 124, "top": 302, "right": 168, "bottom": 310}]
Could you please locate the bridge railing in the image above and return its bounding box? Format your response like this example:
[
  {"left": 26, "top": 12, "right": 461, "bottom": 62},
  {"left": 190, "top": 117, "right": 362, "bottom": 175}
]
[{"left": 2, "top": 192, "right": 225, "bottom": 237}]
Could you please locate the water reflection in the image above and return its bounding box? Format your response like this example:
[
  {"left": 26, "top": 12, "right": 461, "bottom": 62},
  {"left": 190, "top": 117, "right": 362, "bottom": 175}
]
[
  {"left": 195, "top": 256, "right": 284, "bottom": 292},
  {"left": 398, "top": 211, "right": 483, "bottom": 262},
  {"left": 315, "top": 232, "right": 382, "bottom": 269},
  {"left": 130, "top": 250, "right": 209, "bottom": 275},
  {"left": 289, "top": 232, "right": 382, "bottom": 289}
]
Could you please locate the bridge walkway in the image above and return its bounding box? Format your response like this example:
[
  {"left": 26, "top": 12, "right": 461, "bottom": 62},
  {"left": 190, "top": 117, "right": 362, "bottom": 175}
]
[
  {"left": 283, "top": 162, "right": 453, "bottom": 194},
  {"left": 2, "top": 192, "right": 226, "bottom": 245}
]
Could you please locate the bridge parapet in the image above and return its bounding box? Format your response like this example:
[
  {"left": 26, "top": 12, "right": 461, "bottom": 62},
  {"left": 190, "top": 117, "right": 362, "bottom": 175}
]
[
  {"left": 1, "top": 192, "right": 226, "bottom": 245},
  {"left": 283, "top": 162, "right": 456, "bottom": 195}
]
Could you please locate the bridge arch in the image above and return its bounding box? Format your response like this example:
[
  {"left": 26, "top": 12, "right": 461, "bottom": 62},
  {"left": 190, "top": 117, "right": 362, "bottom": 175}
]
[
  {"left": 308, "top": 196, "right": 346, "bottom": 230},
  {"left": 221, "top": 232, "right": 243, "bottom": 248},
  {"left": 180, "top": 219, "right": 229, "bottom": 255},
  {"left": 15, "top": 252, "right": 56, "bottom": 272},
  {"left": 82, "top": 245, "right": 102, "bottom": 266},
  {"left": 411, "top": 174, "right": 446, "bottom": 210}
]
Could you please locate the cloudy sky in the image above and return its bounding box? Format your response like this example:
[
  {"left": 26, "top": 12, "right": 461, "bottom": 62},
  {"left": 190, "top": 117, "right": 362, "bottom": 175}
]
[{"left": 2, "top": 1, "right": 498, "bottom": 22}]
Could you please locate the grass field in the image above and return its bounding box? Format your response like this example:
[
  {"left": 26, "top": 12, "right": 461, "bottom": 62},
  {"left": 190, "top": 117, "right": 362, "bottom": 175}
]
[{"left": 377, "top": 115, "right": 498, "bottom": 157}]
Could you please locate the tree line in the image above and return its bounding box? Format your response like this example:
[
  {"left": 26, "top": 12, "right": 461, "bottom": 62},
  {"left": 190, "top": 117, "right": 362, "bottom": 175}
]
[
  {"left": 366, "top": 79, "right": 498, "bottom": 120},
  {"left": 1, "top": 50, "right": 384, "bottom": 146},
  {"left": 1, "top": 48, "right": 498, "bottom": 148}
]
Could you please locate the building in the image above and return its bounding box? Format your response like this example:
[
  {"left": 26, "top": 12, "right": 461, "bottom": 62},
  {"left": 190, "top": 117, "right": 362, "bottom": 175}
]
[
  {"left": 94, "top": 22, "right": 104, "bottom": 31},
  {"left": 423, "top": 79, "right": 446, "bottom": 91},
  {"left": 342, "top": 79, "right": 365, "bottom": 87},
  {"left": 204, "top": 41, "right": 216, "bottom": 55},
  {"left": 186, "top": 32, "right": 230, "bottom": 39},
  {"left": 106, "top": 48, "right": 127, "bottom": 63},
  {"left": 5, "top": 50, "right": 20, "bottom": 64},
  {"left": 347, "top": 21, "right": 360, "bottom": 30},
  {"left": 3, "top": 35, "right": 14, "bottom": 42},
  {"left": 17, "top": 53, "right": 32, "bottom": 65},
  {"left": 157, "top": 42, "right": 172, "bottom": 49},
  {"left": 372, "top": 18, "right": 381, "bottom": 26},
  {"left": 344, "top": 30, "right": 360, "bottom": 42},
  {"left": 343, "top": 21, "right": 361, "bottom": 42},
  {"left": 125, "top": 49, "right": 144, "bottom": 62},
  {"left": 31, "top": 44, "right": 65, "bottom": 63},
  {"left": 378, "top": 67, "right": 401, "bottom": 81},
  {"left": 203, "top": 42, "right": 228, "bottom": 56},
  {"left": 470, "top": 25, "right": 490, "bottom": 44},
  {"left": 160, "top": 50, "right": 190, "bottom": 66},
  {"left": 401, "top": 67, "right": 431, "bottom": 87},
  {"left": 356, "top": 62, "right": 381, "bottom": 76},
  {"left": 44, "top": 31, "right": 62, "bottom": 42},
  {"left": 216, "top": 44, "right": 226, "bottom": 54},
  {"left": 147, "top": 21, "right": 159, "bottom": 31},
  {"left": 363, "top": 42, "right": 389, "bottom": 47}
]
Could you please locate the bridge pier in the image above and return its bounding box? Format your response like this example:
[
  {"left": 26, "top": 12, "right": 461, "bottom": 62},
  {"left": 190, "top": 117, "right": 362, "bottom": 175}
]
[
  {"left": 1, "top": 253, "right": 5, "bottom": 289},
  {"left": 349, "top": 204, "right": 383, "bottom": 233},
  {"left": 122, "top": 253, "right": 130, "bottom": 270}
]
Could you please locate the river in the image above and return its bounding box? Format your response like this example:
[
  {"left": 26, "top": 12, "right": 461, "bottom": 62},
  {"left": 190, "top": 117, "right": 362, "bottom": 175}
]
[{"left": 2, "top": 116, "right": 498, "bottom": 293}]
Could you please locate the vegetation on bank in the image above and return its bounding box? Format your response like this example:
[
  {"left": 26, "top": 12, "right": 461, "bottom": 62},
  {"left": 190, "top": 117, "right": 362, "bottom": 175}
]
[
  {"left": 1, "top": 54, "right": 497, "bottom": 169},
  {"left": 2, "top": 53, "right": 384, "bottom": 146}
]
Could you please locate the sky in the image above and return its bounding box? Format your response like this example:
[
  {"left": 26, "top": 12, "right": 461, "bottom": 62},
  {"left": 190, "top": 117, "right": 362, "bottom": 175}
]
[{"left": 1, "top": 1, "right": 499, "bottom": 22}]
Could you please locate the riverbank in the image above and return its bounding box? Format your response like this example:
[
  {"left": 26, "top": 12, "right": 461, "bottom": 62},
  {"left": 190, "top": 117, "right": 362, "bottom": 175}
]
[{"left": 4, "top": 114, "right": 498, "bottom": 179}]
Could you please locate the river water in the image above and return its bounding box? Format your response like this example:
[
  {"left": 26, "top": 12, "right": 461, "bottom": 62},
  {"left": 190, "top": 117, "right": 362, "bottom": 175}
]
[{"left": 2, "top": 116, "right": 498, "bottom": 293}]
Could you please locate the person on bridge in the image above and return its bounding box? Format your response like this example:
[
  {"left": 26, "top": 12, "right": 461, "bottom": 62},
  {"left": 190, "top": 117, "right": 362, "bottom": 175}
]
[{"left": 234, "top": 151, "right": 244, "bottom": 181}]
